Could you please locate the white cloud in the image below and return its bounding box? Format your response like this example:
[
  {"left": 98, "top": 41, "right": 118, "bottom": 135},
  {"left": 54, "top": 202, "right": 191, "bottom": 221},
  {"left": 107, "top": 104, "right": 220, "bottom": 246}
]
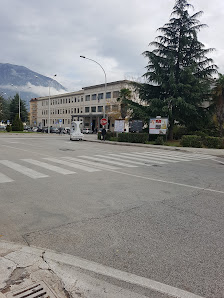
[{"left": 1, "top": 0, "right": 223, "bottom": 92}]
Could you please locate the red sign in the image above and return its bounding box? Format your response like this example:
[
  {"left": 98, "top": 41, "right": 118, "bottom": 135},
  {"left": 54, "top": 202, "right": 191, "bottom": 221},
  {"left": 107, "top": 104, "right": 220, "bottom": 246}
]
[{"left": 100, "top": 118, "right": 107, "bottom": 126}]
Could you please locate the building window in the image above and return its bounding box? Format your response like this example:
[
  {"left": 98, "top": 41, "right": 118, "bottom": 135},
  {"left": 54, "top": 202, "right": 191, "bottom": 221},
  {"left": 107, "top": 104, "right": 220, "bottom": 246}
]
[
  {"left": 74, "top": 108, "right": 76, "bottom": 113},
  {"left": 92, "top": 94, "right": 97, "bottom": 100},
  {"left": 68, "top": 119, "right": 70, "bottom": 124},
  {"left": 98, "top": 93, "right": 104, "bottom": 100},
  {"left": 69, "top": 99, "right": 70, "bottom": 103},
  {"left": 71, "top": 108, "right": 73, "bottom": 113},
  {"left": 91, "top": 106, "right": 96, "bottom": 113},
  {"left": 85, "top": 107, "right": 89, "bottom": 113},
  {"left": 113, "top": 91, "right": 120, "bottom": 98},
  {"left": 106, "top": 92, "right": 111, "bottom": 99},
  {"left": 98, "top": 106, "right": 103, "bottom": 112},
  {"left": 63, "top": 119, "right": 64, "bottom": 124},
  {"left": 77, "top": 108, "right": 79, "bottom": 113},
  {"left": 85, "top": 95, "right": 90, "bottom": 101},
  {"left": 75, "top": 97, "right": 76, "bottom": 103},
  {"left": 81, "top": 97, "right": 83, "bottom": 102},
  {"left": 68, "top": 109, "right": 70, "bottom": 114},
  {"left": 84, "top": 122, "right": 89, "bottom": 127}
]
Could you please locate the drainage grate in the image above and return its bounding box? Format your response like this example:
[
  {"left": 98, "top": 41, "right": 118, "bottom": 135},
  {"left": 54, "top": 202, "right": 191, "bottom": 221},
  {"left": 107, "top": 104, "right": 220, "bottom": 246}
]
[{"left": 6, "top": 282, "right": 58, "bottom": 298}]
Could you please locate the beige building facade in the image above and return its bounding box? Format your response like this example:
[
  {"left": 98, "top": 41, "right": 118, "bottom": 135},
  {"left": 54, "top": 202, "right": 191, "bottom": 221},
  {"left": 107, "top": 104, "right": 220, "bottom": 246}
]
[{"left": 31, "top": 80, "right": 139, "bottom": 131}]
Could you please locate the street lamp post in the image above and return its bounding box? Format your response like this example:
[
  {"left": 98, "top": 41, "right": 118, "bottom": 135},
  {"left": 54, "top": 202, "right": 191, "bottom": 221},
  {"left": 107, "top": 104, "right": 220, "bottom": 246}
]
[
  {"left": 11, "top": 84, "right": 21, "bottom": 119},
  {"left": 48, "top": 74, "right": 57, "bottom": 133},
  {"left": 80, "top": 56, "right": 107, "bottom": 127}
]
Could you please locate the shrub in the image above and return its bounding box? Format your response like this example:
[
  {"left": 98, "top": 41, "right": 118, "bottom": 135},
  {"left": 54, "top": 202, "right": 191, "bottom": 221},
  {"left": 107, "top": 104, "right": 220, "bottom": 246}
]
[
  {"left": 6, "top": 125, "right": 12, "bottom": 132},
  {"left": 154, "top": 136, "right": 164, "bottom": 145},
  {"left": 118, "top": 133, "right": 148, "bottom": 143},
  {"left": 173, "top": 126, "right": 188, "bottom": 140},
  {"left": 180, "top": 135, "right": 202, "bottom": 148},
  {"left": 203, "top": 136, "right": 223, "bottom": 149},
  {"left": 12, "top": 114, "right": 23, "bottom": 131}
]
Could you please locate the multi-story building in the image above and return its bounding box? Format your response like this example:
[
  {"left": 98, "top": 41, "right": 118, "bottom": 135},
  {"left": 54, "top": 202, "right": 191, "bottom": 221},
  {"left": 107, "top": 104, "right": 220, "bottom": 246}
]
[
  {"left": 29, "top": 97, "right": 38, "bottom": 127},
  {"left": 30, "top": 80, "right": 139, "bottom": 131}
]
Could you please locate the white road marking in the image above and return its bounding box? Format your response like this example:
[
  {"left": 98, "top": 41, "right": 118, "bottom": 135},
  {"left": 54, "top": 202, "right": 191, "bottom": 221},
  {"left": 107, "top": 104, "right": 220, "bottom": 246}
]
[
  {"left": 95, "top": 154, "right": 152, "bottom": 166},
  {"left": 0, "top": 172, "right": 14, "bottom": 183},
  {"left": 63, "top": 157, "right": 120, "bottom": 170},
  {"left": 120, "top": 153, "right": 177, "bottom": 163},
  {"left": 79, "top": 155, "right": 138, "bottom": 167},
  {"left": 44, "top": 251, "right": 204, "bottom": 298},
  {"left": 0, "top": 160, "right": 48, "bottom": 179},
  {"left": 106, "top": 169, "right": 224, "bottom": 195},
  {"left": 108, "top": 153, "right": 166, "bottom": 164},
  {"left": 22, "top": 159, "right": 76, "bottom": 175},
  {"left": 134, "top": 152, "right": 192, "bottom": 161},
  {"left": 142, "top": 150, "right": 213, "bottom": 159},
  {"left": 43, "top": 157, "right": 101, "bottom": 172}
]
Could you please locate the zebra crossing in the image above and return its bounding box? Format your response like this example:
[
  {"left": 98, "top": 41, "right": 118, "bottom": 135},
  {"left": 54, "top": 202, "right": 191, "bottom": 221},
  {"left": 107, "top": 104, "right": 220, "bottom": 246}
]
[{"left": 0, "top": 150, "right": 215, "bottom": 184}]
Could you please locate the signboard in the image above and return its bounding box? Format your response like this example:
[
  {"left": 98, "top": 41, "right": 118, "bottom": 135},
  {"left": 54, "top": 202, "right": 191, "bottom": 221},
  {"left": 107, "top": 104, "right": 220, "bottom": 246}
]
[
  {"left": 100, "top": 118, "right": 107, "bottom": 126},
  {"left": 130, "top": 120, "right": 143, "bottom": 132},
  {"left": 149, "top": 118, "right": 168, "bottom": 135},
  {"left": 59, "top": 119, "right": 62, "bottom": 122},
  {"left": 7, "top": 120, "right": 10, "bottom": 125},
  {"left": 114, "top": 120, "right": 125, "bottom": 132}
]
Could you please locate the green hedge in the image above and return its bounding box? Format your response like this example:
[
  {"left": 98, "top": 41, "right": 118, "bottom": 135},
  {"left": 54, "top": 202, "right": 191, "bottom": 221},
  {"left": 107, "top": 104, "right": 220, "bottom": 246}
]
[
  {"left": 203, "top": 136, "right": 223, "bottom": 149},
  {"left": 180, "top": 135, "right": 202, "bottom": 148},
  {"left": 181, "top": 135, "right": 224, "bottom": 148},
  {"left": 118, "top": 133, "right": 148, "bottom": 143}
]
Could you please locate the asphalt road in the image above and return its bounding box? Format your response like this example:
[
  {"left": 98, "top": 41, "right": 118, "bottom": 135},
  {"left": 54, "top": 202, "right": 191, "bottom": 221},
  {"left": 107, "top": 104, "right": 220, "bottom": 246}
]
[{"left": 0, "top": 134, "right": 223, "bottom": 297}]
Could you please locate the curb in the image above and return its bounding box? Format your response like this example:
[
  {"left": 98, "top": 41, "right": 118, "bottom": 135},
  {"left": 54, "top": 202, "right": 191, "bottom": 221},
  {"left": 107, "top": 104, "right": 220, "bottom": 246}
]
[{"left": 0, "top": 240, "right": 204, "bottom": 298}]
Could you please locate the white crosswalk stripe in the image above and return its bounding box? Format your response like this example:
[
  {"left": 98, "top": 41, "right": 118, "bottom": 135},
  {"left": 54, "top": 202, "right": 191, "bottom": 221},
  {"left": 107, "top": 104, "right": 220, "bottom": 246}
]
[
  {"left": 0, "top": 172, "right": 14, "bottom": 183},
  {"left": 22, "top": 159, "right": 76, "bottom": 175},
  {"left": 0, "top": 160, "right": 49, "bottom": 179},
  {"left": 118, "top": 153, "right": 177, "bottom": 163},
  {"left": 141, "top": 150, "right": 213, "bottom": 159},
  {"left": 107, "top": 153, "right": 166, "bottom": 165},
  {"left": 78, "top": 155, "right": 138, "bottom": 168},
  {"left": 95, "top": 154, "right": 153, "bottom": 166},
  {"left": 63, "top": 157, "right": 120, "bottom": 170},
  {"left": 134, "top": 152, "right": 192, "bottom": 162},
  {"left": 43, "top": 157, "right": 101, "bottom": 172}
]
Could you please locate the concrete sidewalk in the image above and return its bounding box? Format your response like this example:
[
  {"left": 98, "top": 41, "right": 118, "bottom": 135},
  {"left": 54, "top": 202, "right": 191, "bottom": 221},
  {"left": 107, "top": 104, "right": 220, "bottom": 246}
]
[
  {"left": 83, "top": 134, "right": 224, "bottom": 157},
  {"left": 0, "top": 240, "right": 205, "bottom": 298}
]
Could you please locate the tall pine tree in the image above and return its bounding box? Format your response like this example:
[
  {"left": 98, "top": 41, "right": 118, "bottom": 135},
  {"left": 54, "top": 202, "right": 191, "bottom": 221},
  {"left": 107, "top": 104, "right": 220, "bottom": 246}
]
[
  {"left": 136, "top": 0, "right": 217, "bottom": 139},
  {"left": 9, "top": 93, "right": 28, "bottom": 123}
]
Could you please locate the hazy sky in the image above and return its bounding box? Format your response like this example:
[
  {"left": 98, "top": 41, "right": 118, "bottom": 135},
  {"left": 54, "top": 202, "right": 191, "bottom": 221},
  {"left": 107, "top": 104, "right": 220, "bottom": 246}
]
[{"left": 1, "top": 0, "right": 224, "bottom": 93}]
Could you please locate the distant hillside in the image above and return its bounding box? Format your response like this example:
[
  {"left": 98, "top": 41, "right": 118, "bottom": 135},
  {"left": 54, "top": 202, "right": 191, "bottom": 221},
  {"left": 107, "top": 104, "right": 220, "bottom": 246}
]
[{"left": 0, "top": 63, "right": 66, "bottom": 107}]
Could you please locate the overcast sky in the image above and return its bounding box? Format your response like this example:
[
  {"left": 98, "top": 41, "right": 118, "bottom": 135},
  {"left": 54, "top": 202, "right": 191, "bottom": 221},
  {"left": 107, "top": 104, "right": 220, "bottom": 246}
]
[{"left": 1, "top": 0, "right": 224, "bottom": 94}]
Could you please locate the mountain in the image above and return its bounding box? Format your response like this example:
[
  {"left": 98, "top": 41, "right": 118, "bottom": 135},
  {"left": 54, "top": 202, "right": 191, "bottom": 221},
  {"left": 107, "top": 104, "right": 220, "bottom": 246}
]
[{"left": 0, "top": 63, "right": 66, "bottom": 107}]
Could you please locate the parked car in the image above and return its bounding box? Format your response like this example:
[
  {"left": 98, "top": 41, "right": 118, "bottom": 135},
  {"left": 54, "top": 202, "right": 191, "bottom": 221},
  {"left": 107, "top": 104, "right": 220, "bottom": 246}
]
[
  {"left": 82, "top": 128, "right": 93, "bottom": 134},
  {"left": 50, "top": 127, "right": 59, "bottom": 133},
  {"left": 32, "top": 127, "right": 38, "bottom": 132}
]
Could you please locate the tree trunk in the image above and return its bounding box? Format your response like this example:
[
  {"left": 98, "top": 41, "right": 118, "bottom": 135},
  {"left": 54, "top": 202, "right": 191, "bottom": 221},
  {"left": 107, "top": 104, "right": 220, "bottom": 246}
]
[{"left": 168, "top": 120, "right": 174, "bottom": 141}]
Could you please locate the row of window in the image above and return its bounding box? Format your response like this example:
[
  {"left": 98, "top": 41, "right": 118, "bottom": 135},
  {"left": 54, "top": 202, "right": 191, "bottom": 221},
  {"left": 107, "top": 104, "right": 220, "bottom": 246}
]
[
  {"left": 41, "top": 91, "right": 120, "bottom": 106},
  {"left": 42, "top": 96, "right": 84, "bottom": 106},
  {"left": 41, "top": 104, "right": 120, "bottom": 116},
  {"left": 85, "top": 91, "right": 119, "bottom": 101}
]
